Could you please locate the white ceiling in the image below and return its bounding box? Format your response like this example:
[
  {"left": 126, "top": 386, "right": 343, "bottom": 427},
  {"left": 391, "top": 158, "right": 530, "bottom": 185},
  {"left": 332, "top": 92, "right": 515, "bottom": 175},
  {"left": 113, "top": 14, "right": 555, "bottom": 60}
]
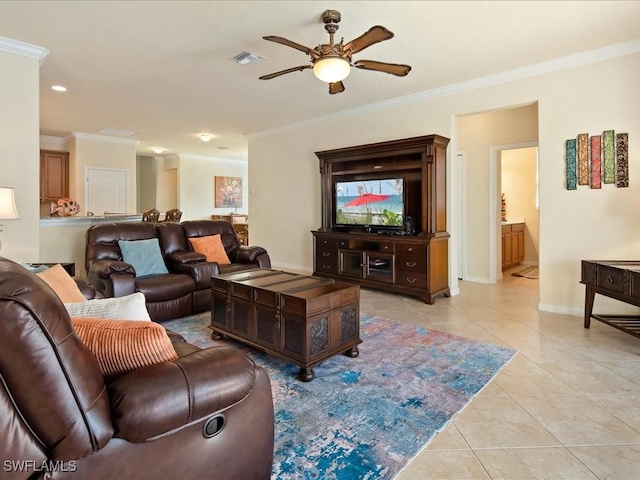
[{"left": 1, "top": 1, "right": 639, "bottom": 161}]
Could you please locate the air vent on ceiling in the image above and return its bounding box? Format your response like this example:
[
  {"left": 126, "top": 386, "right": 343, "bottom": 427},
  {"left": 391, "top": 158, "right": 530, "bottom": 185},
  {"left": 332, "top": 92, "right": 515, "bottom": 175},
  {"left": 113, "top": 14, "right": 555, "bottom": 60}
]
[{"left": 231, "top": 51, "right": 265, "bottom": 65}]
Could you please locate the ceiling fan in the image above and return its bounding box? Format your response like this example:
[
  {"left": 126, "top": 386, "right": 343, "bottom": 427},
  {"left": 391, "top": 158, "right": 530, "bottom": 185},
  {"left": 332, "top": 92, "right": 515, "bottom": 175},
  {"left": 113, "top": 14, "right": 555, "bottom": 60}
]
[{"left": 259, "top": 9, "right": 411, "bottom": 95}]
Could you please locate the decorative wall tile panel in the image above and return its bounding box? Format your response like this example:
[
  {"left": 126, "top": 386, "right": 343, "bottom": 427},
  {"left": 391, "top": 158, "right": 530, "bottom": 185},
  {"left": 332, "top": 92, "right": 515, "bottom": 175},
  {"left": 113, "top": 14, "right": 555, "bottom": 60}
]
[
  {"left": 565, "top": 139, "right": 577, "bottom": 190},
  {"left": 616, "top": 132, "right": 629, "bottom": 188},
  {"left": 577, "top": 133, "right": 589, "bottom": 185},
  {"left": 603, "top": 130, "right": 615, "bottom": 184},
  {"left": 590, "top": 135, "right": 602, "bottom": 189}
]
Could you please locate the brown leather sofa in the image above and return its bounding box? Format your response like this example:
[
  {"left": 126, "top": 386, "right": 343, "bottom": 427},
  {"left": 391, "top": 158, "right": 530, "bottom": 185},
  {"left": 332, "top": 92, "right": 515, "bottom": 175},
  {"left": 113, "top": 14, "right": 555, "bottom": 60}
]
[
  {"left": 0, "top": 256, "right": 274, "bottom": 479},
  {"left": 85, "top": 220, "right": 270, "bottom": 322}
]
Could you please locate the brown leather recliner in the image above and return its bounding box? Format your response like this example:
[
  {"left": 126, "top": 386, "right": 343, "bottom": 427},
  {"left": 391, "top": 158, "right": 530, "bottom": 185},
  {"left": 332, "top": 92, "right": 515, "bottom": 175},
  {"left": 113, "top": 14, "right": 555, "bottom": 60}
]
[
  {"left": 85, "top": 220, "right": 270, "bottom": 322},
  {"left": 0, "top": 256, "right": 274, "bottom": 479}
]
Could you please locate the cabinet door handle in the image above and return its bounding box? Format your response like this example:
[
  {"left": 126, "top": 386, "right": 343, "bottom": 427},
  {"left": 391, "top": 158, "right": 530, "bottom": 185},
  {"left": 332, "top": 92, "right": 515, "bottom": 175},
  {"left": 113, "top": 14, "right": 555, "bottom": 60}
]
[
  {"left": 405, "top": 262, "right": 417, "bottom": 268},
  {"left": 322, "top": 252, "right": 331, "bottom": 257},
  {"left": 406, "top": 277, "right": 417, "bottom": 283}
]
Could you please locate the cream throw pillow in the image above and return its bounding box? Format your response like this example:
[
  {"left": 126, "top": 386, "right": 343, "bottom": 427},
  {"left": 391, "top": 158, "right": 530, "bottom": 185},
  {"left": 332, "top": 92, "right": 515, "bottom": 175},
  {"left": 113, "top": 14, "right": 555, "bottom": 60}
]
[
  {"left": 65, "top": 292, "right": 151, "bottom": 321},
  {"left": 36, "top": 263, "right": 86, "bottom": 303}
]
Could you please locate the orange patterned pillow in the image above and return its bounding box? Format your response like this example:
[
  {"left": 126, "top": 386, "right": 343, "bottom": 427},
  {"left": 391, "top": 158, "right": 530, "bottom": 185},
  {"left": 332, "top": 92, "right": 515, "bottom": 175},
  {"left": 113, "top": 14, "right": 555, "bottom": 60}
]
[
  {"left": 188, "top": 234, "right": 231, "bottom": 265},
  {"left": 36, "top": 263, "right": 86, "bottom": 303},
  {"left": 72, "top": 317, "right": 178, "bottom": 379}
]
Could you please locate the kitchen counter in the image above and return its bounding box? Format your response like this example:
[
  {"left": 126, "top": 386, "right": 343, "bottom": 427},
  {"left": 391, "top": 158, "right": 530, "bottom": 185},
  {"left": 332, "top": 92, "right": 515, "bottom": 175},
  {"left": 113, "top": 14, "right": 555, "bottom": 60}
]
[{"left": 40, "top": 214, "right": 142, "bottom": 226}]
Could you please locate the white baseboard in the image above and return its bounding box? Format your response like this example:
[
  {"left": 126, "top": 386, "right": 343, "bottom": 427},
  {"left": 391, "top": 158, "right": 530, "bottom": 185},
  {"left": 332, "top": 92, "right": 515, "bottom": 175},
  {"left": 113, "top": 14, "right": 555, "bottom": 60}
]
[
  {"left": 449, "top": 287, "right": 460, "bottom": 297},
  {"left": 462, "top": 276, "right": 493, "bottom": 284},
  {"left": 538, "top": 303, "right": 582, "bottom": 317},
  {"left": 271, "top": 262, "right": 313, "bottom": 275}
]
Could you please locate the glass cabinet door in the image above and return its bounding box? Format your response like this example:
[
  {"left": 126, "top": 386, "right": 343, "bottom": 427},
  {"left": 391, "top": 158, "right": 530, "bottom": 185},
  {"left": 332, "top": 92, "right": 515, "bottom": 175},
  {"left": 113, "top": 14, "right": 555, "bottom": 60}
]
[
  {"left": 365, "top": 253, "right": 394, "bottom": 283},
  {"left": 339, "top": 251, "right": 365, "bottom": 277}
]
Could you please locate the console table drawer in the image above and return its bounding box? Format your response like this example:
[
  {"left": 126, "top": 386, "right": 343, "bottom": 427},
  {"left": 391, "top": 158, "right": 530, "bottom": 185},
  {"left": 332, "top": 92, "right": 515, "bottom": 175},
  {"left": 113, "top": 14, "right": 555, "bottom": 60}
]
[
  {"left": 396, "top": 243, "right": 427, "bottom": 256},
  {"left": 396, "top": 255, "right": 427, "bottom": 273},
  {"left": 596, "top": 265, "right": 627, "bottom": 294},
  {"left": 316, "top": 237, "right": 337, "bottom": 249},
  {"left": 396, "top": 272, "right": 427, "bottom": 289}
]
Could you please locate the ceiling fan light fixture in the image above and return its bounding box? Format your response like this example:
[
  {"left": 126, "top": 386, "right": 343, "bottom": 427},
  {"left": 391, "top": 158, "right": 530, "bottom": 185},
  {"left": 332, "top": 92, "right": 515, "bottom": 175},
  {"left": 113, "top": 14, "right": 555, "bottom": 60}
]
[{"left": 313, "top": 57, "right": 350, "bottom": 83}]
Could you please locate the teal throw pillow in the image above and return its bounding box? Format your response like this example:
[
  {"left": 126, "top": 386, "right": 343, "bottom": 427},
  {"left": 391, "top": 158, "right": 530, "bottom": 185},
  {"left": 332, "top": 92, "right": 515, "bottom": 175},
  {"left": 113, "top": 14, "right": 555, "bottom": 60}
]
[{"left": 118, "top": 238, "right": 169, "bottom": 277}]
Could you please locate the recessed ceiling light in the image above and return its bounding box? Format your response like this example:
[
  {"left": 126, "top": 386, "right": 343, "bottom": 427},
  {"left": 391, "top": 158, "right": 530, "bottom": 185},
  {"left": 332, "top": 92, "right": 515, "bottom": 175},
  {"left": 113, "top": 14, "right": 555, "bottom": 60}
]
[
  {"left": 200, "top": 134, "right": 212, "bottom": 142},
  {"left": 153, "top": 147, "right": 164, "bottom": 154},
  {"left": 217, "top": 146, "right": 229, "bottom": 150},
  {"left": 51, "top": 85, "right": 67, "bottom": 92}
]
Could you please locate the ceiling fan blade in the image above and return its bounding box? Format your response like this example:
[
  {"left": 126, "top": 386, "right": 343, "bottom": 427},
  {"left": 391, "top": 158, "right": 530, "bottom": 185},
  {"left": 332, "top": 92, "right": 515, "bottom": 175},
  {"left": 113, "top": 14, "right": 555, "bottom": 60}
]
[
  {"left": 263, "top": 36, "right": 319, "bottom": 59},
  {"left": 329, "top": 81, "right": 345, "bottom": 95},
  {"left": 353, "top": 60, "right": 411, "bottom": 77},
  {"left": 259, "top": 65, "right": 312, "bottom": 80},
  {"left": 343, "top": 26, "right": 394, "bottom": 55}
]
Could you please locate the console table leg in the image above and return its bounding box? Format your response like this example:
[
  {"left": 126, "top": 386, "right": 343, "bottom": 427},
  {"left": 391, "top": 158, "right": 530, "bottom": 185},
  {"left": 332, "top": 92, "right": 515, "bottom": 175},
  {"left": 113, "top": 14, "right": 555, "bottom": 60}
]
[
  {"left": 344, "top": 346, "right": 360, "bottom": 358},
  {"left": 211, "top": 331, "right": 225, "bottom": 340},
  {"left": 298, "top": 367, "right": 315, "bottom": 382},
  {"left": 584, "top": 285, "right": 595, "bottom": 329}
]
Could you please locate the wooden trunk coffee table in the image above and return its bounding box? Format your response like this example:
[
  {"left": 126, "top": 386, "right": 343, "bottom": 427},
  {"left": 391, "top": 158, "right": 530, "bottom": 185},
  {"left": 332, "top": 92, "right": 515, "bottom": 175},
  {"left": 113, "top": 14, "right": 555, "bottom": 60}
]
[{"left": 210, "top": 269, "right": 361, "bottom": 381}]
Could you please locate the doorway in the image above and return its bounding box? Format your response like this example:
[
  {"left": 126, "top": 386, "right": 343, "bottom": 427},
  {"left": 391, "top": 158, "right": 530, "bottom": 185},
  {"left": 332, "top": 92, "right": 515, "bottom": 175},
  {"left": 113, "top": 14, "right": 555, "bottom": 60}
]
[{"left": 489, "top": 142, "right": 538, "bottom": 283}]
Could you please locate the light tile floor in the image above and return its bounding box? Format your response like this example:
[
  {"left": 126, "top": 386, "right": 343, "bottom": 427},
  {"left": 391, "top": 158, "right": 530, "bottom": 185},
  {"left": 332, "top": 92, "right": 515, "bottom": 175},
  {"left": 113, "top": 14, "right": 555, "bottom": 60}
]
[{"left": 360, "top": 271, "right": 640, "bottom": 480}]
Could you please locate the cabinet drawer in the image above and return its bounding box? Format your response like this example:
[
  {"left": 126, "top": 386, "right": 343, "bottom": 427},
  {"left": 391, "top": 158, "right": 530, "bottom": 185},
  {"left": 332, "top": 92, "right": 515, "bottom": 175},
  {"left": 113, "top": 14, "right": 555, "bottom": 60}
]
[
  {"left": 511, "top": 223, "right": 525, "bottom": 232},
  {"left": 316, "top": 260, "right": 338, "bottom": 274},
  {"left": 396, "top": 243, "right": 427, "bottom": 256},
  {"left": 396, "top": 255, "right": 427, "bottom": 273},
  {"left": 396, "top": 272, "right": 427, "bottom": 289},
  {"left": 501, "top": 224, "right": 512, "bottom": 234},
  {"left": 379, "top": 242, "right": 394, "bottom": 253},
  {"left": 596, "top": 265, "right": 627, "bottom": 294},
  {"left": 316, "top": 237, "right": 337, "bottom": 249}
]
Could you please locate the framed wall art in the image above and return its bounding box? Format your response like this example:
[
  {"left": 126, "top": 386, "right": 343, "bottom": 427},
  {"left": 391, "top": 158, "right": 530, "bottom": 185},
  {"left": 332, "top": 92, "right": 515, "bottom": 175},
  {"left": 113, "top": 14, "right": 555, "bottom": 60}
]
[{"left": 214, "top": 176, "right": 243, "bottom": 208}]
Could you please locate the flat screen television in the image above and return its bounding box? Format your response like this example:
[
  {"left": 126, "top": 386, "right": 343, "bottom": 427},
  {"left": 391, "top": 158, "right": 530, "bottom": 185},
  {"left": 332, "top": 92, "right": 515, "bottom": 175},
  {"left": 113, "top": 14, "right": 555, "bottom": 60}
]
[{"left": 334, "top": 178, "right": 405, "bottom": 230}]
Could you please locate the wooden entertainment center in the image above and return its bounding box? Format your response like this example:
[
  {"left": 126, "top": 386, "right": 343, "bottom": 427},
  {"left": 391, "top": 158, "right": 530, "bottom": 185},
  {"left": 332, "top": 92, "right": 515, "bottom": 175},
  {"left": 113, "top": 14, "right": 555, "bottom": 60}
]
[{"left": 312, "top": 134, "right": 450, "bottom": 304}]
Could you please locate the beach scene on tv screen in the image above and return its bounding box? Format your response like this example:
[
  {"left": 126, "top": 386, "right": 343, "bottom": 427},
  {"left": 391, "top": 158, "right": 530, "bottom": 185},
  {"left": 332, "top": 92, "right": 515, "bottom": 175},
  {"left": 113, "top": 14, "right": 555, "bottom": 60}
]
[{"left": 335, "top": 179, "right": 404, "bottom": 226}]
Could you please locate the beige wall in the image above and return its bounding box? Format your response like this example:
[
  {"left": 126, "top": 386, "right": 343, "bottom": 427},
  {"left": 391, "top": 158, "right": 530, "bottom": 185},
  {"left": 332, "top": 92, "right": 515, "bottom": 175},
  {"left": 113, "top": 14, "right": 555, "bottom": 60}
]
[
  {"left": 156, "top": 156, "right": 178, "bottom": 213},
  {"left": 0, "top": 50, "right": 41, "bottom": 262},
  {"left": 177, "top": 154, "right": 248, "bottom": 221},
  {"left": 249, "top": 52, "right": 640, "bottom": 315},
  {"left": 69, "top": 134, "right": 138, "bottom": 214},
  {"left": 137, "top": 155, "right": 157, "bottom": 213},
  {"left": 502, "top": 147, "right": 539, "bottom": 266},
  {"left": 458, "top": 104, "right": 539, "bottom": 281}
]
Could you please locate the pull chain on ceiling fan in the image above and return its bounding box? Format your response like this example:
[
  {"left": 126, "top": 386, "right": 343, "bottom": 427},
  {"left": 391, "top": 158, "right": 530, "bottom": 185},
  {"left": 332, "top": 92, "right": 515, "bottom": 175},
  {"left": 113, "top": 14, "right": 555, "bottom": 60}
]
[{"left": 259, "top": 9, "right": 411, "bottom": 95}]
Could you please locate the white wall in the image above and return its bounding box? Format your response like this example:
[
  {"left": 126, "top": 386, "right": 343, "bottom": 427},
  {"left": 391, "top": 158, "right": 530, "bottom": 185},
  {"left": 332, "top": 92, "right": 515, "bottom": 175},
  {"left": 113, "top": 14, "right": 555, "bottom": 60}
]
[
  {"left": 502, "top": 147, "right": 539, "bottom": 266},
  {"left": 0, "top": 49, "right": 41, "bottom": 262},
  {"left": 249, "top": 52, "right": 640, "bottom": 315},
  {"left": 177, "top": 154, "right": 248, "bottom": 221}
]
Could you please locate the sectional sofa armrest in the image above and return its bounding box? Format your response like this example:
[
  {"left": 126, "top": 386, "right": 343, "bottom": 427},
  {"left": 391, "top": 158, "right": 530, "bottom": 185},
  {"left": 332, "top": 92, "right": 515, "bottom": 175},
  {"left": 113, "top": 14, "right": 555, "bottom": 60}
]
[
  {"left": 74, "top": 276, "right": 103, "bottom": 300},
  {"left": 87, "top": 260, "right": 137, "bottom": 298},
  {"left": 89, "top": 259, "right": 136, "bottom": 278},
  {"left": 235, "top": 246, "right": 271, "bottom": 268},
  {"left": 107, "top": 347, "right": 257, "bottom": 442},
  {"left": 165, "top": 251, "right": 206, "bottom": 265},
  {"left": 169, "top": 261, "right": 220, "bottom": 289}
]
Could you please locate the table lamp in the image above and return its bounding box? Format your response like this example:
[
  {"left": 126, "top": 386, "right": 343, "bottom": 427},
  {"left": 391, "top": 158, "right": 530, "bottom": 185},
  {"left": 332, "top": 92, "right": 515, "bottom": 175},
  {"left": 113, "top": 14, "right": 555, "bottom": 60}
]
[{"left": 0, "top": 187, "right": 20, "bottom": 251}]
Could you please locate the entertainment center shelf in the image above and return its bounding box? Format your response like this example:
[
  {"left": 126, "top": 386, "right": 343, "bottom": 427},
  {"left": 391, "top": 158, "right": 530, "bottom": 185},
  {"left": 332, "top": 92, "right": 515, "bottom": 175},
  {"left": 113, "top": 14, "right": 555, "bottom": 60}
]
[{"left": 313, "top": 134, "right": 450, "bottom": 304}]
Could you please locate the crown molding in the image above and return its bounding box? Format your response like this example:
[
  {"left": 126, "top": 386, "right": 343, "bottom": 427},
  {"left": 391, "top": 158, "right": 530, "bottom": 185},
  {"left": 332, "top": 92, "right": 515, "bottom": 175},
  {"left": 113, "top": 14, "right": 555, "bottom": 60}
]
[
  {"left": 65, "top": 132, "right": 139, "bottom": 145},
  {"left": 0, "top": 36, "right": 49, "bottom": 65},
  {"left": 178, "top": 153, "right": 247, "bottom": 164},
  {"left": 39, "top": 135, "right": 67, "bottom": 145},
  {"left": 247, "top": 39, "right": 640, "bottom": 140}
]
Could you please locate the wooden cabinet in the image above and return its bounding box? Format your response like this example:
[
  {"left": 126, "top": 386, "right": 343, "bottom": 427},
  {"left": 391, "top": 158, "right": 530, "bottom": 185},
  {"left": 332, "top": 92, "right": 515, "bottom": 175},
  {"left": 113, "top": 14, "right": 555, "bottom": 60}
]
[
  {"left": 313, "top": 135, "right": 450, "bottom": 304},
  {"left": 501, "top": 223, "right": 525, "bottom": 270},
  {"left": 211, "top": 214, "right": 249, "bottom": 245},
  {"left": 40, "top": 150, "right": 69, "bottom": 202},
  {"left": 313, "top": 231, "right": 449, "bottom": 304}
]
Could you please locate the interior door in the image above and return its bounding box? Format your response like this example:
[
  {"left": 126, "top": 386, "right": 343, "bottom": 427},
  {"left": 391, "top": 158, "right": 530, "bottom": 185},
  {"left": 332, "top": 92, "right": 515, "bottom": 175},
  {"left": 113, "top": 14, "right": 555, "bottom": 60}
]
[{"left": 86, "top": 167, "right": 128, "bottom": 215}]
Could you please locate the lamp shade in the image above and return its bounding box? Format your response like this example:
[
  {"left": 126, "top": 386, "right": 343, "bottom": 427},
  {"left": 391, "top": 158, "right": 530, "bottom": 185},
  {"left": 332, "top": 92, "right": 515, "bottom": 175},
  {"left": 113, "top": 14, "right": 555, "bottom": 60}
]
[
  {"left": 313, "top": 57, "right": 351, "bottom": 83},
  {"left": 0, "top": 187, "right": 20, "bottom": 220}
]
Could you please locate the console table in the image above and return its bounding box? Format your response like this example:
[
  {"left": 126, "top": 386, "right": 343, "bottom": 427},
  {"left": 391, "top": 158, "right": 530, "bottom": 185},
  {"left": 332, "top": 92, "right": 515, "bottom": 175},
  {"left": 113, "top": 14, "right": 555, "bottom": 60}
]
[{"left": 581, "top": 260, "right": 640, "bottom": 338}]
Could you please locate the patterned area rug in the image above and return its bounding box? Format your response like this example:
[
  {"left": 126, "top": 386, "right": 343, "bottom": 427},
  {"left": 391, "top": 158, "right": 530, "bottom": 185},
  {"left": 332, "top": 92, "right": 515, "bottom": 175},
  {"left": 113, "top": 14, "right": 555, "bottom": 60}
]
[
  {"left": 511, "top": 266, "right": 539, "bottom": 279},
  {"left": 163, "top": 312, "right": 516, "bottom": 479}
]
